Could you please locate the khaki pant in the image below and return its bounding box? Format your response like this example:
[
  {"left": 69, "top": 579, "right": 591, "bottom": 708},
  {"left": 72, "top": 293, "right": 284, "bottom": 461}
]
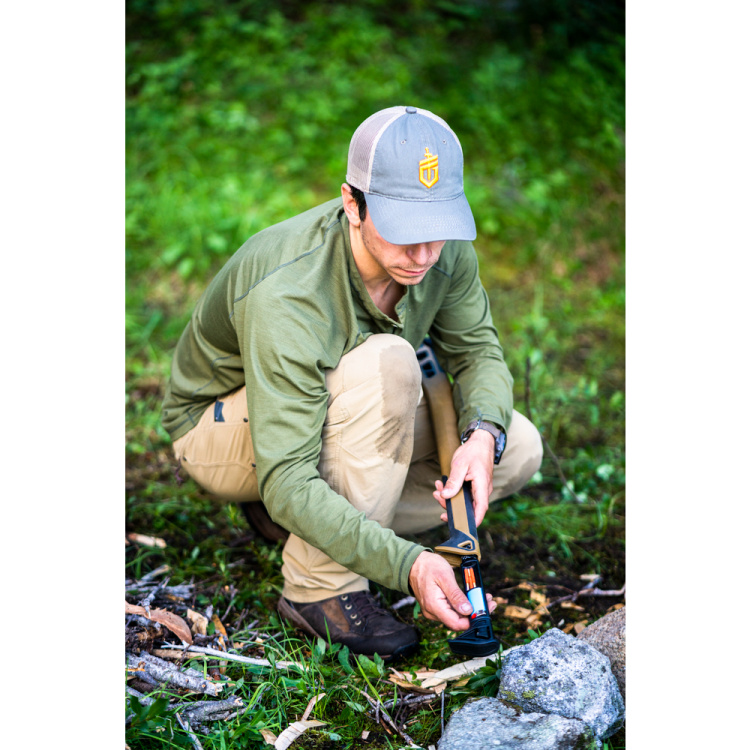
[{"left": 173, "top": 334, "right": 543, "bottom": 602}]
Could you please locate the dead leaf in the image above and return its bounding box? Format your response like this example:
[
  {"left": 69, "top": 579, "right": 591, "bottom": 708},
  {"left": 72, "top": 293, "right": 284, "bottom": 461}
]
[
  {"left": 260, "top": 729, "right": 277, "bottom": 745},
  {"left": 212, "top": 614, "right": 229, "bottom": 641},
  {"left": 125, "top": 601, "right": 193, "bottom": 644},
  {"left": 361, "top": 731, "right": 370, "bottom": 740},
  {"left": 517, "top": 581, "right": 536, "bottom": 591},
  {"left": 387, "top": 675, "right": 439, "bottom": 694},
  {"left": 524, "top": 614, "right": 543, "bottom": 629},
  {"left": 579, "top": 573, "right": 600, "bottom": 582},
  {"left": 420, "top": 653, "right": 503, "bottom": 688},
  {"left": 504, "top": 605, "right": 532, "bottom": 620},
  {"left": 573, "top": 621, "right": 589, "bottom": 635},
  {"left": 186, "top": 609, "right": 208, "bottom": 636},
  {"left": 126, "top": 533, "right": 167, "bottom": 548},
  {"left": 274, "top": 720, "right": 326, "bottom": 749},
  {"left": 563, "top": 623, "right": 576, "bottom": 634},
  {"left": 388, "top": 667, "right": 446, "bottom": 694},
  {"left": 529, "top": 590, "right": 548, "bottom": 606},
  {"left": 300, "top": 693, "right": 325, "bottom": 721},
  {"left": 492, "top": 596, "right": 509, "bottom": 605},
  {"left": 561, "top": 601, "right": 585, "bottom": 611}
]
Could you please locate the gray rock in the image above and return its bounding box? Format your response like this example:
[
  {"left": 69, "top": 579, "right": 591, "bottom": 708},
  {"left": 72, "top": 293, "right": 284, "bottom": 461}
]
[
  {"left": 438, "top": 698, "right": 599, "bottom": 750},
  {"left": 497, "top": 628, "right": 624, "bottom": 739},
  {"left": 577, "top": 607, "right": 626, "bottom": 702}
]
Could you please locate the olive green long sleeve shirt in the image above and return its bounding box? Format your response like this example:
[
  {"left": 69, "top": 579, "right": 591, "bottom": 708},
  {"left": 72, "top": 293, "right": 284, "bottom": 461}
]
[{"left": 162, "top": 198, "right": 513, "bottom": 593}]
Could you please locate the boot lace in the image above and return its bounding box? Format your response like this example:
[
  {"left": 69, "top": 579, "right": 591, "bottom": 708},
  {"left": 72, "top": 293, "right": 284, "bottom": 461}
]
[{"left": 342, "top": 591, "right": 388, "bottom": 622}]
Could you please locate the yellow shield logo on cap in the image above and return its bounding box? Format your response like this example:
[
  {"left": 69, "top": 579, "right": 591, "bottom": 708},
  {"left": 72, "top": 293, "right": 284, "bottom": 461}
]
[{"left": 419, "top": 147, "right": 439, "bottom": 188}]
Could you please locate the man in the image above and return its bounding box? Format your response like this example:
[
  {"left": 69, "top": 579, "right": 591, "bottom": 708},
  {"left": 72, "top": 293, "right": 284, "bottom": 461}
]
[{"left": 162, "top": 106, "right": 543, "bottom": 660}]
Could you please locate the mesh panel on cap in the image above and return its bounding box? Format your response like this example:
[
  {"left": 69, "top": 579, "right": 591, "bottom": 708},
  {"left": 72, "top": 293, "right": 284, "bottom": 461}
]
[{"left": 346, "top": 106, "right": 405, "bottom": 191}]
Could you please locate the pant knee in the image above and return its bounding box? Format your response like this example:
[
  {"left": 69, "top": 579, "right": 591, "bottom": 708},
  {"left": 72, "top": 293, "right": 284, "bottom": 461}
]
[{"left": 332, "top": 334, "right": 421, "bottom": 408}]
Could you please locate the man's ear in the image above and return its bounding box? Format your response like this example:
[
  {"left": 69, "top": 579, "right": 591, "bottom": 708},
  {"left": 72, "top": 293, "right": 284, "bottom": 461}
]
[{"left": 341, "top": 183, "right": 362, "bottom": 227}]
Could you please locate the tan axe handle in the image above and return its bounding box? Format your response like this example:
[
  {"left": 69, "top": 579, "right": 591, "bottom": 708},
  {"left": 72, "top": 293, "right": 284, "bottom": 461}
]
[
  {"left": 421, "top": 369, "right": 460, "bottom": 477},
  {"left": 420, "top": 368, "right": 481, "bottom": 565}
]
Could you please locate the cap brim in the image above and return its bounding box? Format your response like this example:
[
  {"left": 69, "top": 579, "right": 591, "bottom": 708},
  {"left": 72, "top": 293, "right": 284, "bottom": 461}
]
[{"left": 364, "top": 191, "right": 477, "bottom": 245}]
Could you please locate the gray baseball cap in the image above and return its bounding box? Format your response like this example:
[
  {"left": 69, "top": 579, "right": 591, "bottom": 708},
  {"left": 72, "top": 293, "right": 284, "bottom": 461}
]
[{"left": 346, "top": 106, "right": 476, "bottom": 245}]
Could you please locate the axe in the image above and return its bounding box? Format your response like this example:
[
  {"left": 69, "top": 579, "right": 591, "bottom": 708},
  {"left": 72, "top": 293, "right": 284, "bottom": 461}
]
[{"left": 416, "top": 341, "right": 500, "bottom": 658}]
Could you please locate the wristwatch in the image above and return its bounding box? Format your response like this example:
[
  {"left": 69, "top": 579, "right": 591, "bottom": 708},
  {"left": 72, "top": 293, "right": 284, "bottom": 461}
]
[{"left": 461, "top": 419, "right": 506, "bottom": 465}]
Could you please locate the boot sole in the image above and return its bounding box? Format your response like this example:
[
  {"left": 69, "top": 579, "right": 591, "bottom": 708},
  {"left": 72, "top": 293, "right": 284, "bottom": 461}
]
[{"left": 276, "top": 597, "right": 417, "bottom": 662}]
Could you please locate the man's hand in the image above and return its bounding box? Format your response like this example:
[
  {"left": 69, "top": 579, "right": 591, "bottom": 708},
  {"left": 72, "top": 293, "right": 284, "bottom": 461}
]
[
  {"left": 409, "top": 550, "right": 496, "bottom": 631},
  {"left": 432, "top": 428, "right": 494, "bottom": 527}
]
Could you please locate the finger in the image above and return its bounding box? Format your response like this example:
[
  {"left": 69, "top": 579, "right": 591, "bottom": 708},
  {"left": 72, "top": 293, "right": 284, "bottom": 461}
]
[
  {"left": 443, "top": 576, "right": 472, "bottom": 617},
  {"left": 439, "top": 472, "right": 465, "bottom": 500},
  {"left": 473, "top": 497, "right": 490, "bottom": 527},
  {"left": 486, "top": 593, "right": 497, "bottom": 614},
  {"left": 470, "top": 479, "right": 491, "bottom": 527},
  {"left": 433, "top": 481, "right": 447, "bottom": 509}
]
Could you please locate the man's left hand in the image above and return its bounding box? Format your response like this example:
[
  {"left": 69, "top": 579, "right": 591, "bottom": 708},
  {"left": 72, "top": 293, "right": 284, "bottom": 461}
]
[{"left": 432, "top": 428, "right": 495, "bottom": 526}]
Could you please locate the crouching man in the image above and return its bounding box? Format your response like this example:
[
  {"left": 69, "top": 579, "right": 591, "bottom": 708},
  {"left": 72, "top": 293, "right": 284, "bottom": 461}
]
[{"left": 162, "top": 106, "right": 543, "bottom": 660}]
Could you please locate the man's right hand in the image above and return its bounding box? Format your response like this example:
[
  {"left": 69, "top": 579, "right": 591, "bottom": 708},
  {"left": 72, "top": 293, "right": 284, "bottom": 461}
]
[{"left": 408, "top": 550, "right": 480, "bottom": 632}]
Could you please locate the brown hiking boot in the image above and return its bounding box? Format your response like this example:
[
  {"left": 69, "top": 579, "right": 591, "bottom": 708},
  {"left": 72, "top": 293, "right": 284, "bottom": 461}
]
[
  {"left": 239, "top": 501, "right": 289, "bottom": 543},
  {"left": 277, "top": 590, "right": 418, "bottom": 661}
]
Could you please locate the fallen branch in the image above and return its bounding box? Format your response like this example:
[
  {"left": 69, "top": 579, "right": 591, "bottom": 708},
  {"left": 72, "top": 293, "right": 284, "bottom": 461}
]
[
  {"left": 157, "top": 643, "right": 303, "bottom": 671},
  {"left": 126, "top": 686, "right": 245, "bottom": 730},
  {"left": 546, "top": 582, "right": 626, "bottom": 609},
  {"left": 181, "top": 697, "right": 245, "bottom": 723},
  {"left": 126, "top": 652, "right": 224, "bottom": 696}
]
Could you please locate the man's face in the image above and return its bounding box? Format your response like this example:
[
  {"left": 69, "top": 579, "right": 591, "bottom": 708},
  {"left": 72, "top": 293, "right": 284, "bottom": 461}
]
[{"left": 360, "top": 211, "right": 445, "bottom": 286}]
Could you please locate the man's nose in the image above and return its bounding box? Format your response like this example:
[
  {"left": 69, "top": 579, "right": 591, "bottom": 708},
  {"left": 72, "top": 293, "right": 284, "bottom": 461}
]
[{"left": 409, "top": 243, "right": 433, "bottom": 265}]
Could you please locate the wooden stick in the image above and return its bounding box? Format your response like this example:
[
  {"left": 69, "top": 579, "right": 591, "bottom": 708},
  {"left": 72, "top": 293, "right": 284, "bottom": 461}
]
[
  {"left": 546, "top": 583, "right": 626, "bottom": 609},
  {"left": 126, "top": 652, "right": 224, "bottom": 696},
  {"left": 175, "top": 713, "right": 205, "bottom": 750},
  {"left": 181, "top": 697, "right": 245, "bottom": 723},
  {"left": 359, "top": 690, "right": 418, "bottom": 748},
  {"left": 157, "top": 643, "right": 303, "bottom": 670},
  {"left": 140, "top": 564, "right": 170, "bottom": 582}
]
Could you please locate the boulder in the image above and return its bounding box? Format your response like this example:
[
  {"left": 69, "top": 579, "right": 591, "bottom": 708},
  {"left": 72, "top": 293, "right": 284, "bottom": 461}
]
[
  {"left": 577, "top": 607, "right": 626, "bottom": 701},
  {"left": 438, "top": 698, "right": 599, "bottom": 750},
  {"left": 497, "top": 628, "right": 624, "bottom": 740}
]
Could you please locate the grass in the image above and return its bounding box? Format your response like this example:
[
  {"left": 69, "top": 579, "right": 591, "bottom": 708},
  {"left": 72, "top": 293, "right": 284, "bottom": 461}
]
[{"left": 126, "top": 1, "right": 625, "bottom": 747}]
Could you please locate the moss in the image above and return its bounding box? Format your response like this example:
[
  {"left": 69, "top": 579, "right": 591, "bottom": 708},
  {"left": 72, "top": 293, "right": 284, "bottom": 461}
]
[{"left": 522, "top": 689, "right": 536, "bottom": 699}]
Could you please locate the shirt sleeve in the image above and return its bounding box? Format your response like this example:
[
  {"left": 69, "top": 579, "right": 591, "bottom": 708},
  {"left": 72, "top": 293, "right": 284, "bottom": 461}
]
[{"left": 428, "top": 245, "right": 514, "bottom": 433}]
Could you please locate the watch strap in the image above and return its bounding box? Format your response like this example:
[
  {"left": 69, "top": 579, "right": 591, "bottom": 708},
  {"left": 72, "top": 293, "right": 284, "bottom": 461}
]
[{"left": 461, "top": 419, "right": 506, "bottom": 465}]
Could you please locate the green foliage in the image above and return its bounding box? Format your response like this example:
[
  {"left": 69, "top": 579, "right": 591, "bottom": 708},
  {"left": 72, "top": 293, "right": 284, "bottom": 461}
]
[
  {"left": 463, "top": 656, "right": 504, "bottom": 697},
  {"left": 126, "top": 695, "right": 191, "bottom": 747}
]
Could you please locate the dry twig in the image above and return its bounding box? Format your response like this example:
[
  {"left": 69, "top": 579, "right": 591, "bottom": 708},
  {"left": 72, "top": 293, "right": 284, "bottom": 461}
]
[
  {"left": 126, "top": 652, "right": 224, "bottom": 695},
  {"left": 546, "top": 582, "right": 626, "bottom": 609},
  {"left": 358, "top": 690, "right": 418, "bottom": 748},
  {"left": 157, "top": 643, "right": 303, "bottom": 670},
  {"left": 175, "top": 713, "right": 205, "bottom": 750}
]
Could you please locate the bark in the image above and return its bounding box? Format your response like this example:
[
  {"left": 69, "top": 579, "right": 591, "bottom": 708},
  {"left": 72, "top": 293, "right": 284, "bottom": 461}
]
[{"left": 126, "top": 651, "right": 224, "bottom": 696}]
